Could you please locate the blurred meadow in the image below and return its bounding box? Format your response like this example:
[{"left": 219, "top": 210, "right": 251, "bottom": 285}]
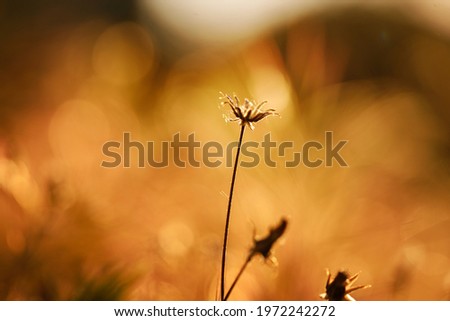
[{"left": 1, "top": 0, "right": 450, "bottom": 300}]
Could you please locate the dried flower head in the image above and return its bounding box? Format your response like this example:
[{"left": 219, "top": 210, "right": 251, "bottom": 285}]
[
  {"left": 223, "top": 218, "right": 287, "bottom": 301},
  {"left": 250, "top": 218, "right": 288, "bottom": 259},
  {"left": 220, "top": 93, "right": 278, "bottom": 130},
  {"left": 319, "top": 269, "right": 371, "bottom": 301}
]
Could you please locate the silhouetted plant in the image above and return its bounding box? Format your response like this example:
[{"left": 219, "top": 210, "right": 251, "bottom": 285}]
[
  {"left": 224, "top": 218, "right": 287, "bottom": 300},
  {"left": 319, "top": 269, "right": 371, "bottom": 301},
  {"left": 218, "top": 93, "right": 280, "bottom": 301}
]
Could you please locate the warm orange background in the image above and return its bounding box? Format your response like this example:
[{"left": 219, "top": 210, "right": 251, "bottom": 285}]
[{"left": 1, "top": 1, "right": 450, "bottom": 300}]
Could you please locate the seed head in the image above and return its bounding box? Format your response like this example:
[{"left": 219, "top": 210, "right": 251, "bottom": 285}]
[
  {"left": 220, "top": 93, "right": 278, "bottom": 130},
  {"left": 319, "top": 269, "right": 371, "bottom": 301},
  {"left": 250, "top": 218, "right": 288, "bottom": 259}
]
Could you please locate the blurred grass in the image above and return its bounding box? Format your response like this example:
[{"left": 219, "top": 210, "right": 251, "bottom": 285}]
[{"left": 1, "top": 1, "right": 450, "bottom": 300}]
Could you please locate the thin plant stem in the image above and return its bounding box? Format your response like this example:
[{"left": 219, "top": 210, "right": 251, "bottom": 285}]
[
  {"left": 224, "top": 254, "right": 253, "bottom": 301},
  {"left": 220, "top": 124, "right": 246, "bottom": 301}
]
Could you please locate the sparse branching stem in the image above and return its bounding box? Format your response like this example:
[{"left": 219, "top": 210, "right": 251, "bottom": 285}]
[
  {"left": 224, "top": 254, "right": 253, "bottom": 301},
  {"left": 220, "top": 124, "right": 245, "bottom": 301}
]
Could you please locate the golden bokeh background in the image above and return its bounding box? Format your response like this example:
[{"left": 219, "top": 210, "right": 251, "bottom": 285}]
[{"left": 1, "top": 0, "right": 450, "bottom": 300}]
